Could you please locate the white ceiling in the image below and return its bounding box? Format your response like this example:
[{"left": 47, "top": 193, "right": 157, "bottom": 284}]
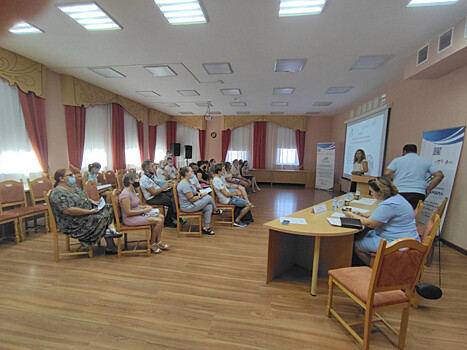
[{"left": 1, "top": 0, "right": 466, "bottom": 116}]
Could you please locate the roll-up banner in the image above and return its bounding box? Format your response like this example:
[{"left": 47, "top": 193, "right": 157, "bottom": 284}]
[
  {"left": 420, "top": 126, "right": 465, "bottom": 230},
  {"left": 316, "top": 142, "right": 335, "bottom": 191}
]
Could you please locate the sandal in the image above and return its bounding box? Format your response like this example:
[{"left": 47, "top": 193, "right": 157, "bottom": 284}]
[
  {"left": 202, "top": 228, "right": 215, "bottom": 235},
  {"left": 150, "top": 244, "right": 162, "bottom": 254},
  {"left": 157, "top": 241, "right": 170, "bottom": 250}
]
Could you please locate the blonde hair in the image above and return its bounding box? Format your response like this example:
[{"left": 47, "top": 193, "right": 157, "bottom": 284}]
[{"left": 368, "top": 177, "right": 398, "bottom": 200}]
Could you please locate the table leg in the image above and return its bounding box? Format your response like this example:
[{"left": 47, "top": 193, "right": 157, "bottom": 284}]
[{"left": 311, "top": 236, "right": 321, "bottom": 296}]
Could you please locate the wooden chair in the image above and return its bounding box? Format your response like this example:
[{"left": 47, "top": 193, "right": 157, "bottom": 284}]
[
  {"left": 172, "top": 185, "right": 202, "bottom": 238},
  {"left": 97, "top": 172, "right": 106, "bottom": 185},
  {"left": 83, "top": 181, "right": 100, "bottom": 202},
  {"left": 137, "top": 187, "right": 165, "bottom": 215},
  {"left": 326, "top": 237, "right": 433, "bottom": 350},
  {"left": 27, "top": 177, "right": 53, "bottom": 233},
  {"left": 0, "top": 212, "right": 20, "bottom": 244},
  {"left": 425, "top": 197, "right": 448, "bottom": 266},
  {"left": 116, "top": 169, "right": 127, "bottom": 176},
  {"left": 75, "top": 174, "right": 83, "bottom": 189},
  {"left": 110, "top": 189, "right": 151, "bottom": 257},
  {"left": 413, "top": 200, "right": 423, "bottom": 225},
  {"left": 44, "top": 190, "right": 93, "bottom": 262},
  {"left": 117, "top": 173, "right": 125, "bottom": 191},
  {"left": 104, "top": 170, "right": 117, "bottom": 189},
  {"left": 209, "top": 179, "right": 234, "bottom": 226},
  {"left": 0, "top": 179, "right": 49, "bottom": 242}
]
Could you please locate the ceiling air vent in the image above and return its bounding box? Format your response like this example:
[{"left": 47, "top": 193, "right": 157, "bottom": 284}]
[
  {"left": 438, "top": 28, "right": 453, "bottom": 53},
  {"left": 417, "top": 45, "right": 429, "bottom": 65}
]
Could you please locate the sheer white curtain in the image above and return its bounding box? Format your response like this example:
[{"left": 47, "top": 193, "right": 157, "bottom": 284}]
[
  {"left": 226, "top": 123, "right": 254, "bottom": 163},
  {"left": 81, "top": 104, "right": 113, "bottom": 171},
  {"left": 154, "top": 123, "right": 166, "bottom": 163},
  {"left": 0, "top": 79, "right": 42, "bottom": 182},
  {"left": 124, "top": 111, "right": 141, "bottom": 169},
  {"left": 265, "top": 123, "right": 299, "bottom": 169},
  {"left": 176, "top": 124, "right": 200, "bottom": 167}
]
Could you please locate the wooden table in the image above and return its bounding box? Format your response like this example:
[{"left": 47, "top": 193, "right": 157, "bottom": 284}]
[
  {"left": 264, "top": 195, "right": 379, "bottom": 296},
  {"left": 249, "top": 169, "right": 315, "bottom": 188}
]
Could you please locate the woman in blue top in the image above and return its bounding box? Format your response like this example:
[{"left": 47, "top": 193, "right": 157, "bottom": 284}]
[
  {"left": 344, "top": 177, "right": 419, "bottom": 265},
  {"left": 82, "top": 162, "right": 112, "bottom": 202}
]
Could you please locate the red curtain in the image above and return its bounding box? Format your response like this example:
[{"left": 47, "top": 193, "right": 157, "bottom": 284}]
[
  {"left": 137, "top": 120, "right": 144, "bottom": 163},
  {"left": 199, "top": 129, "right": 206, "bottom": 160},
  {"left": 221, "top": 129, "right": 231, "bottom": 162},
  {"left": 148, "top": 125, "right": 157, "bottom": 161},
  {"left": 253, "top": 122, "right": 266, "bottom": 169},
  {"left": 295, "top": 130, "right": 306, "bottom": 170},
  {"left": 166, "top": 121, "right": 177, "bottom": 162},
  {"left": 18, "top": 90, "right": 49, "bottom": 174},
  {"left": 65, "top": 105, "right": 86, "bottom": 174},
  {"left": 111, "top": 103, "right": 126, "bottom": 170}
]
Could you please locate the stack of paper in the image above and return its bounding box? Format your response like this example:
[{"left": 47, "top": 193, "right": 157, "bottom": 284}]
[
  {"left": 327, "top": 218, "right": 342, "bottom": 226},
  {"left": 279, "top": 217, "right": 307, "bottom": 225},
  {"left": 199, "top": 188, "right": 212, "bottom": 194},
  {"left": 352, "top": 198, "right": 377, "bottom": 205},
  {"left": 97, "top": 184, "right": 112, "bottom": 190}
]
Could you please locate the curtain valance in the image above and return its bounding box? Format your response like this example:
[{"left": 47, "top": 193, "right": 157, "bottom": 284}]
[
  {"left": 223, "top": 115, "right": 307, "bottom": 132},
  {"left": 148, "top": 109, "right": 207, "bottom": 130}
]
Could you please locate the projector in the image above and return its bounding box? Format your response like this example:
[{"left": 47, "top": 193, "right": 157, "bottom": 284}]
[{"left": 204, "top": 114, "right": 212, "bottom": 120}]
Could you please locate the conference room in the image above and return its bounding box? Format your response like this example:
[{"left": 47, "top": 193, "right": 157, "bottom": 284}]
[{"left": 1, "top": 1, "right": 467, "bottom": 349}]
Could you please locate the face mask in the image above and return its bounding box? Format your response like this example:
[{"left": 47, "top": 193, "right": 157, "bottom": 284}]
[
  {"left": 168, "top": 163, "right": 173, "bottom": 167},
  {"left": 161, "top": 165, "right": 165, "bottom": 169},
  {"left": 190, "top": 174, "right": 195, "bottom": 179},
  {"left": 68, "top": 177, "right": 76, "bottom": 186},
  {"left": 132, "top": 181, "right": 140, "bottom": 188}
]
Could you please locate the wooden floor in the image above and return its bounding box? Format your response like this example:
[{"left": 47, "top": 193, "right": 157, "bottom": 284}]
[{"left": 1, "top": 186, "right": 466, "bottom": 350}]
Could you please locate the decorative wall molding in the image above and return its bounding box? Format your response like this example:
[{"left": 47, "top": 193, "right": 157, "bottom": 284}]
[
  {"left": 148, "top": 110, "right": 207, "bottom": 130},
  {"left": 223, "top": 115, "right": 307, "bottom": 131}
]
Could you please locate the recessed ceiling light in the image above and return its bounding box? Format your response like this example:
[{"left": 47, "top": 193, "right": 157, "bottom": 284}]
[
  {"left": 306, "top": 111, "right": 321, "bottom": 115},
  {"left": 271, "top": 102, "right": 289, "bottom": 107},
  {"left": 180, "top": 111, "right": 194, "bottom": 114},
  {"left": 279, "top": 0, "right": 327, "bottom": 17},
  {"left": 273, "top": 87, "right": 295, "bottom": 95},
  {"left": 313, "top": 101, "right": 332, "bottom": 106},
  {"left": 9, "top": 21, "right": 43, "bottom": 34},
  {"left": 230, "top": 102, "right": 247, "bottom": 107},
  {"left": 57, "top": 3, "right": 121, "bottom": 31},
  {"left": 237, "top": 111, "right": 250, "bottom": 115},
  {"left": 89, "top": 67, "right": 125, "bottom": 78},
  {"left": 271, "top": 111, "right": 285, "bottom": 115},
  {"left": 136, "top": 91, "right": 160, "bottom": 97},
  {"left": 196, "top": 102, "right": 211, "bottom": 107},
  {"left": 325, "top": 86, "right": 353, "bottom": 94},
  {"left": 221, "top": 89, "right": 242, "bottom": 95},
  {"left": 349, "top": 55, "right": 393, "bottom": 70},
  {"left": 407, "top": 0, "right": 459, "bottom": 7},
  {"left": 154, "top": 0, "right": 207, "bottom": 25},
  {"left": 177, "top": 90, "right": 200, "bottom": 96},
  {"left": 160, "top": 103, "right": 180, "bottom": 107},
  {"left": 274, "top": 59, "right": 307, "bottom": 72},
  {"left": 203, "top": 62, "right": 233, "bottom": 75},
  {"left": 144, "top": 65, "right": 177, "bottom": 77}
]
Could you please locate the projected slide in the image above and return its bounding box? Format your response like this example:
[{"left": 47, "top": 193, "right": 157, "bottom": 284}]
[{"left": 343, "top": 109, "right": 389, "bottom": 180}]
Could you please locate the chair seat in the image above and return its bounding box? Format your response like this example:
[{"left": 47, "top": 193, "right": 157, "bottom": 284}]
[
  {"left": 179, "top": 211, "right": 202, "bottom": 216},
  {"left": 119, "top": 224, "right": 151, "bottom": 231},
  {"left": 216, "top": 203, "right": 235, "bottom": 208},
  {"left": 329, "top": 266, "right": 408, "bottom": 308},
  {"left": 8, "top": 204, "right": 48, "bottom": 217},
  {"left": 0, "top": 211, "right": 18, "bottom": 221}
]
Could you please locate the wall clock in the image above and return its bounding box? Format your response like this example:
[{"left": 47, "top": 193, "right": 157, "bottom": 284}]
[{"left": 210, "top": 132, "right": 217, "bottom": 138}]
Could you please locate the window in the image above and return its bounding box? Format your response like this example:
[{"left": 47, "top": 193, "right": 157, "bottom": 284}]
[
  {"left": 266, "top": 122, "right": 299, "bottom": 169},
  {"left": 154, "top": 123, "right": 166, "bottom": 163},
  {"left": 124, "top": 111, "right": 141, "bottom": 169},
  {"left": 276, "top": 148, "right": 299, "bottom": 165},
  {"left": 226, "top": 123, "right": 253, "bottom": 163},
  {"left": 226, "top": 150, "right": 248, "bottom": 162}
]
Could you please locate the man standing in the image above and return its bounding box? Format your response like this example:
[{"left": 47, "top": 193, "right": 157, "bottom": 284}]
[{"left": 384, "top": 144, "right": 444, "bottom": 209}]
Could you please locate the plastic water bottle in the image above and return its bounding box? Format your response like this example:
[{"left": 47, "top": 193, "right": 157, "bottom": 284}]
[
  {"left": 345, "top": 193, "right": 350, "bottom": 206},
  {"left": 355, "top": 188, "right": 361, "bottom": 200},
  {"left": 332, "top": 197, "right": 338, "bottom": 211}
]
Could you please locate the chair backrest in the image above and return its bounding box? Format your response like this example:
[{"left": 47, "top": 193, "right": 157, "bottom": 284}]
[
  {"left": 369, "top": 237, "right": 433, "bottom": 303},
  {"left": 117, "top": 173, "right": 125, "bottom": 191},
  {"left": 172, "top": 184, "right": 181, "bottom": 214},
  {"left": 97, "top": 172, "right": 106, "bottom": 184},
  {"left": 0, "top": 179, "right": 27, "bottom": 212},
  {"left": 44, "top": 190, "right": 58, "bottom": 233},
  {"left": 414, "top": 200, "right": 423, "bottom": 224},
  {"left": 75, "top": 174, "right": 83, "bottom": 189},
  {"left": 209, "top": 179, "right": 217, "bottom": 202},
  {"left": 27, "top": 177, "right": 53, "bottom": 205},
  {"left": 436, "top": 197, "right": 448, "bottom": 220},
  {"left": 83, "top": 181, "right": 100, "bottom": 202},
  {"left": 104, "top": 170, "right": 117, "bottom": 187},
  {"left": 110, "top": 189, "right": 123, "bottom": 231},
  {"left": 116, "top": 169, "right": 127, "bottom": 176},
  {"left": 420, "top": 213, "right": 441, "bottom": 245}
]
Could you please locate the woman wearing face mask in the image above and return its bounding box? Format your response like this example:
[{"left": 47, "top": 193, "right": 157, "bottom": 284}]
[
  {"left": 119, "top": 172, "right": 168, "bottom": 254},
  {"left": 82, "top": 162, "right": 112, "bottom": 203},
  {"left": 49, "top": 169, "right": 122, "bottom": 255}
]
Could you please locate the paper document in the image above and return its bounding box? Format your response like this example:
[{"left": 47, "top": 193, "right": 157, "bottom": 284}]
[
  {"left": 97, "top": 197, "right": 106, "bottom": 211},
  {"left": 352, "top": 198, "right": 377, "bottom": 205},
  {"left": 97, "top": 184, "right": 112, "bottom": 190},
  {"left": 279, "top": 217, "right": 307, "bottom": 225},
  {"left": 331, "top": 212, "right": 346, "bottom": 218},
  {"left": 147, "top": 208, "right": 159, "bottom": 216},
  {"left": 327, "top": 218, "right": 342, "bottom": 226},
  {"left": 199, "top": 188, "right": 212, "bottom": 195},
  {"left": 343, "top": 206, "right": 369, "bottom": 213}
]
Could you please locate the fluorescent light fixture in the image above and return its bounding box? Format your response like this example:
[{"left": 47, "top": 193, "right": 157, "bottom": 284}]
[
  {"left": 89, "top": 67, "right": 125, "bottom": 78},
  {"left": 349, "top": 55, "right": 393, "bottom": 70},
  {"left": 325, "top": 86, "right": 353, "bottom": 94},
  {"left": 273, "top": 87, "right": 295, "bottom": 95},
  {"left": 160, "top": 103, "right": 180, "bottom": 107},
  {"left": 9, "top": 21, "right": 43, "bottom": 34},
  {"left": 203, "top": 62, "right": 233, "bottom": 75},
  {"left": 279, "top": 0, "right": 327, "bottom": 17},
  {"left": 177, "top": 90, "right": 200, "bottom": 96},
  {"left": 136, "top": 91, "right": 160, "bottom": 97},
  {"left": 313, "top": 101, "right": 332, "bottom": 106},
  {"left": 154, "top": 0, "right": 207, "bottom": 25},
  {"left": 144, "top": 65, "right": 177, "bottom": 77},
  {"left": 271, "top": 111, "right": 285, "bottom": 115},
  {"left": 407, "top": 0, "right": 458, "bottom": 7},
  {"left": 221, "top": 89, "right": 242, "bottom": 95},
  {"left": 196, "top": 102, "right": 211, "bottom": 107},
  {"left": 57, "top": 3, "right": 121, "bottom": 31},
  {"left": 230, "top": 102, "right": 247, "bottom": 107},
  {"left": 237, "top": 111, "right": 250, "bottom": 115},
  {"left": 180, "top": 111, "right": 194, "bottom": 114},
  {"left": 274, "top": 59, "right": 307, "bottom": 72},
  {"left": 271, "top": 102, "right": 288, "bottom": 106},
  {"left": 306, "top": 111, "right": 321, "bottom": 115}
]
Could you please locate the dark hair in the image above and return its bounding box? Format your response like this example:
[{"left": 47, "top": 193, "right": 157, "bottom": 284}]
[
  {"left": 225, "top": 162, "right": 232, "bottom": 172},
  {"left": 214, "top": 163, "right": 224, "bottom": 174},
  {"left": 53, "top": 169, "right": 67, "bottom": 188},
  {"left": 179, "top": 166, "right": 190, "bottom": 179},
  {"left": 403, "top": 144, "right": 417, "bottom": 153},
  {"left": 233, "top": 159, "right": 238, "bottom": 164},
  {"left": 197, "top": 160, "right": 203, "bottom": 167},
  {"left": 123, "top": 172, "right": 137, "bottom": 187},
  {"left": 88, "top": 162, "right": 101, "bottom": 172},
  {"left": 353, "top": 149, "right": 366, "bottom": 163},
  {"left": 166, "top": 156, "right": 173, "bottom": 161},
  {"left": 210, "top": 158, "right": 215, "bottom": 164},
  {"left": 141, "top": 160, "right": 152, "bottom": 172},
  {"left": 368, "top": 177, "right": 398, "bottom": 199},
  {"left": 189, "top": 162, "right": 197, "bottom": 168}
]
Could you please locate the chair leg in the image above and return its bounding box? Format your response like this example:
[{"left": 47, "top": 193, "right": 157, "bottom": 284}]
[
  {"left": 177, "top": 215, "right": 181, "bottom": 238},
  {"left": 17, "top": 218, "right": 24, "bottom": 242},
  {"left": 363, "top": 306, "right": 373, "bottom": 350},
  {"left": 14, "top": 219, "right": 21, "bottom": 243},
  {"left": 398, "top": 306, "right": 410, "bottom": 349},
  {"left": 198, "top": 215, "right": 202, "bottom": 238},
  {"left": 88, "top": 246, "right": 93, "bottom": 258},
  {"left": 231, "top": 208, "right": 234, "bottom": 226},
  {"left": 411, "top": 291, "right": 420, "bottom": 309},
  {"left": 54, "top": 231, "right": 59, "bottom": 262},
  {"left": 66, "top": 236, "right": 71, "bottom": 251},
  {"left": 146, "top": 230, "right": 151, "bottom": 256},
  {"left": 326, "top": 276, "right": 334, "bottom": 317},
  {"left": 117, "top": 237, "right": 122, "bottom": 258}
]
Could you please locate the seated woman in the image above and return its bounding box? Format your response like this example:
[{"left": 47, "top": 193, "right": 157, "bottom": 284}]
[
  {"left": 189, "top": 162, "right": 202, "bottom": 191},
  {"left": 224, "top": 162, "right": 253, "bottom": 206},
  {"left": 350, "top": 149, "right": 368, "bottom": 192},
  {"left": 240, "top": 160, "right": 260, "bottom": 192},
  {"left": 196, "top": 160, "right": 210, "bottom": 188},
  {"left": 119, "top": 172, "right": 169, "bottom": 254},
  {"left": 177, "top": 166, "right": 219, "bottom": 235},
  {"left": 82, "top": 162, "right": 112, "bottom": 203},
  {"left": 231, "top": 159, "right": 251, "bottom": 188},
  {"left": 344, "top": 176, "right": 420, "bottom": 265},
  {"left": 49, "top": 169, "right": 121, "bottom": 255}
]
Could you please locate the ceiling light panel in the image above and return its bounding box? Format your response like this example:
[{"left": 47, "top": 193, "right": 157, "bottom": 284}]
[
  {"left": 325, "top": 86, "right": 353, "bottom": 94},
  {"left": 273, "top": 88, "right": 295, "bottom": 95},
  {"left": 154, "top": 0, "right": 207, "bottom": 25},
  {"left": 407, "top": 0, "right": 459, "bottom": 7},
  {"left": 160, "top": 103, "right": 180, "bottom": 107},
  {"left": 136, "top": 91, "right": 160, "bottom": 97},
  {"left": 144, "top": 65, "right": 177, "bottom": 77},
  {"left": 89, "top": 67, "right": 125, "bottom": 78},
  {"left": 177, "top": 90, "right": 200, "bottom": 96},
  {"left": 274, "top": 59, "right": 307, "bottom": 72},
  {"left": 9, "top": 21, "right": 43, "bottom": 34},
  {"left": 57, "top": 3, "right": 121, "bottom": 31},
  {"left": 271, "top": 102, "right": 289, "bottom": 106},
  {"left": 230, "top": 102, "right": 247, "bottom": 107},
  {"left": 313, "top": 101, "right": 332, "bottom": 106},
  {"left": 349, "top": 55, "right": 393, "bottom": 70},
  {"left": 279, "top": 0, "right": 327, "bottom": 17},
  {"left": 203, "top": 62, "right": 233, "bottom": 74},
  {"left": 221, "top": 89, "right": 242, "bottom": 95},
  {"left": 196, "top": 102, "right": 211, "bottom": 107}
]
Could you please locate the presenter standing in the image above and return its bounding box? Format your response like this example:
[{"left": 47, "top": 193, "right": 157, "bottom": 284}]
[{"left": 350, "top": 149, "right": 368, "bottom": 192}]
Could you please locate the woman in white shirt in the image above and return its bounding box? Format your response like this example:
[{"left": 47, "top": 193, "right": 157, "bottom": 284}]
[{"left": 350, "top": 149, "right": 368, "bottom": 192}]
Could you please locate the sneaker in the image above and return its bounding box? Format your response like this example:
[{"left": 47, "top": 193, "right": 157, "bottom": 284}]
[
  {"left": 105, "top": 230, "right": 123, "bottom": 238},
  {"left": 234, "top": 220, "right": 247, "bottom": 227},
  {"left": 214, "top": 209, "right": 224, "bottom": 215}
]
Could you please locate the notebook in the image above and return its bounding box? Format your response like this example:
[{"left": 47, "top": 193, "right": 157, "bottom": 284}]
[{"left": 340, "top": 217, "right": 363, "bottom": 229}]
